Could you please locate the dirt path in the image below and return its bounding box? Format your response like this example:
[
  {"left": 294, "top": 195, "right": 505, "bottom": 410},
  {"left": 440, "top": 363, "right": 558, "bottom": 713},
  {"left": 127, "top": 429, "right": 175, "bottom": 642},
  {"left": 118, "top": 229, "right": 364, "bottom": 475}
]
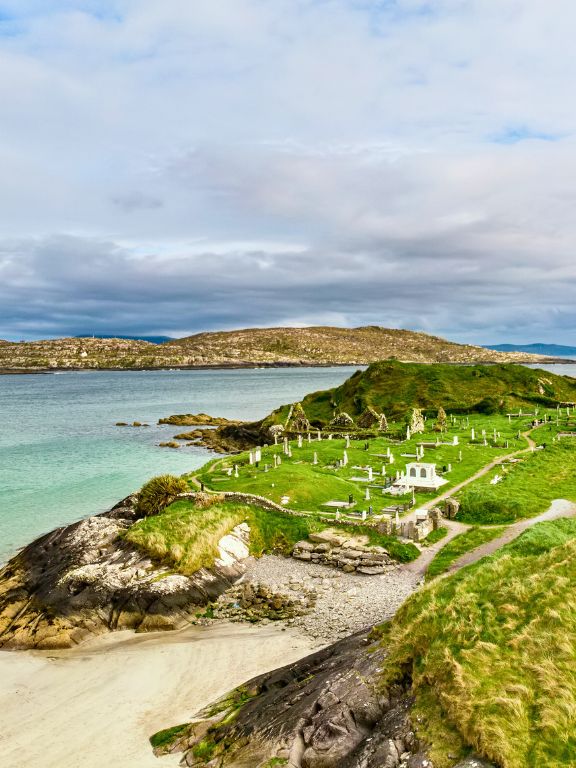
[{"left": 446, "top": 498, "right": 576, "bottom": 572}]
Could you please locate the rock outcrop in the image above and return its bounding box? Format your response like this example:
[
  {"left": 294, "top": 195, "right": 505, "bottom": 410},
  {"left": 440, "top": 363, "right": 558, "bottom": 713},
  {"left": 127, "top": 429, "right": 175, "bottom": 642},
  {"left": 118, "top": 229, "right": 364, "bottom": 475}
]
[
  {"left": 0, "top": 497, "right": 250, "bottom": 649},
  {"left": 152, "top": 629, "right": 439, "bottom": 768}
]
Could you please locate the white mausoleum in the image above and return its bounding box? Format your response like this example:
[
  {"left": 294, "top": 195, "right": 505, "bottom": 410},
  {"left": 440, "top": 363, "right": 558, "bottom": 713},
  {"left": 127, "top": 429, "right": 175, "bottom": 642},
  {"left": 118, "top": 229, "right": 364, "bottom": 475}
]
[{"left": 397, "top": 462, "right": 448, "bottom": 491}]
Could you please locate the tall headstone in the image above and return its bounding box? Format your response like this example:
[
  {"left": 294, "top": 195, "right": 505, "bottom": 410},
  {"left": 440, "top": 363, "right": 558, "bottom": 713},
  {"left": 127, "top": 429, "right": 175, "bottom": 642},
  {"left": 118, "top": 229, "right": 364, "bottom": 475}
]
[
  {"left": 255, "top": 447, "right": 262, "bottom": 463},
  {"left": 345, "top": 434, "right": 351, "bottom": 449},
  {"left": 249, "top": 452, "right": 254, "bottom": 465},
  {"left": 368, "top": 467, "right": 373, "bottom": 481},
  {"left": 365, "top": 487, "right": 370, "bottom": 501},
  {"left": 313, "top": 451, "right": 318, "bottom": 465},
  {"left": 343, "top": 450, "right": 348, "bottom": 466},
  {"left": 471, "top": 428, "right": 475, "bottom": 441}
]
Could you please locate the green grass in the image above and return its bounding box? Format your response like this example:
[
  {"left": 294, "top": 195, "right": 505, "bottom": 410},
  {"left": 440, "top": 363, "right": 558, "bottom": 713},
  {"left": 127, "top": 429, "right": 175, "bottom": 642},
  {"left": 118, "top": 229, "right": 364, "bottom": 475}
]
[
  {"left": 195, "top": 414, "right": 535, "bottom": 519},
  {"left": 125, "top": 498, "right": 419, "bottom": 574},
  {"left": 379, "top": 519, "right": 576, "bottom": 768},
  {"left": 277, "top": 361, "right": 576, "bottom": 425},
  {"left": 425, "top": 526, "right": 505, "bottom": 579},
  {"left": 457, "top": 441, "right": 576, "bottom": 524},
  {"left": 125, "top": 499, "right": 248, "bottom": 574},
  {"left": 421, "top": 527, "right": 449, "bottom": 546}
]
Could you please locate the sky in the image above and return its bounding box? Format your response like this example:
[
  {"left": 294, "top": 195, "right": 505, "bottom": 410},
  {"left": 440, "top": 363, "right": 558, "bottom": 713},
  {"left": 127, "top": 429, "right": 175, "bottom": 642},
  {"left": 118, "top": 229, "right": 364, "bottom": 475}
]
[{"left": 1, "top": 0, "right": 575, "bottom": 344}]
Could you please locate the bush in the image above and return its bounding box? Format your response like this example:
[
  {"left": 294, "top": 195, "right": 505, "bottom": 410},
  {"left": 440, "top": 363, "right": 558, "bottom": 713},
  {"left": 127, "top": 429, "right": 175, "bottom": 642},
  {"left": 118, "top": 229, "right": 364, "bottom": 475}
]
[{"left": 135, "top": 474, "right": 189, "bottom": 517}]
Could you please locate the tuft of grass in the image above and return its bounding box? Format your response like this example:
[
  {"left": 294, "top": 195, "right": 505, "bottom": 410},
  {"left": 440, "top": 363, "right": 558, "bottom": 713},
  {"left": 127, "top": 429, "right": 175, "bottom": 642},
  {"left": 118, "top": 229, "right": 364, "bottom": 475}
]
[
  {"left": 380, "top": 519, "right": 576, "bottom": 768},
  {"left": 135, "top": 474, "right": 189, "bottom": 516},
  {"left": 425, "top": 526, "right": 505, "bottom": 580}
]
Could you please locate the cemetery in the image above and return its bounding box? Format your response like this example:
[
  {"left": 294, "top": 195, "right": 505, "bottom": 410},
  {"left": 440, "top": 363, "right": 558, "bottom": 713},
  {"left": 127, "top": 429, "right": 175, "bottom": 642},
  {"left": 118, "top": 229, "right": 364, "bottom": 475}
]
[{"left": 192, "top": 399, "right": 576, "bottom": 550}]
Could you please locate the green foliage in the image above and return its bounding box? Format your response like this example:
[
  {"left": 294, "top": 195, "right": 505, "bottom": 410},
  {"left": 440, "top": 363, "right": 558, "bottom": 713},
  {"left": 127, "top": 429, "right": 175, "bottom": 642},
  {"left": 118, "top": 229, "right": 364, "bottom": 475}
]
[
  {"left": 149, "top": 723, "right": 190, "bottom": 751},
  {"left": 135, "top": 474, "right": 189, "bottom": 517},
  {"left": 425, "top": 526, "right": 506, "bottom": 579},
  {"left": 380, "top": 520, "right": 576, "bottom": 768}
]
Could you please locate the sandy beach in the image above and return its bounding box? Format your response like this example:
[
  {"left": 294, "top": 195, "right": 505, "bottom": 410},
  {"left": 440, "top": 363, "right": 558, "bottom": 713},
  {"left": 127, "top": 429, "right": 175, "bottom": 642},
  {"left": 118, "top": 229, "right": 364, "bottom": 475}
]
[{"left": 0, "top": 622, "right": 317, "bottom": 768}]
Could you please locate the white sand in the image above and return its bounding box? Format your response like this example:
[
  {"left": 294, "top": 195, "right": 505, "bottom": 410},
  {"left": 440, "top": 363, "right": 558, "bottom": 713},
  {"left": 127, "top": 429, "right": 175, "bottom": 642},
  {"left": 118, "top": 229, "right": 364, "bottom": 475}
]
[{"left": 0, "top": 623, "right": 316, "bottom": 768}]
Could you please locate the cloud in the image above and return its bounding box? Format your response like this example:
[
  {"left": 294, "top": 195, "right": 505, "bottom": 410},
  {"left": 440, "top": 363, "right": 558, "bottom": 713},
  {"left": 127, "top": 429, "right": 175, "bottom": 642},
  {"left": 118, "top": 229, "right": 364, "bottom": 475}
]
[{"left": 0, "top": 0, "right": 575, "bottom": 342}]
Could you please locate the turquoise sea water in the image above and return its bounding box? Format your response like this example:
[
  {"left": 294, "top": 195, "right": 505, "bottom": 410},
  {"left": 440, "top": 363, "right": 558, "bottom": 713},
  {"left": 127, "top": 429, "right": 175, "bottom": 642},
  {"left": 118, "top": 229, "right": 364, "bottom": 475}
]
[{"left": 0, "top": 367, "right": 358, "bottom": 563}]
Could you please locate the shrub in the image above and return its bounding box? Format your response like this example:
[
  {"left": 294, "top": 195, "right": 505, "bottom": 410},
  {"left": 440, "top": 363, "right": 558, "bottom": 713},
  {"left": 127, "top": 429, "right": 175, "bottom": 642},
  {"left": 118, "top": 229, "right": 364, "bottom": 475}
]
[{"left": 135, "top": 474, "right": 189, "bottom": 517}]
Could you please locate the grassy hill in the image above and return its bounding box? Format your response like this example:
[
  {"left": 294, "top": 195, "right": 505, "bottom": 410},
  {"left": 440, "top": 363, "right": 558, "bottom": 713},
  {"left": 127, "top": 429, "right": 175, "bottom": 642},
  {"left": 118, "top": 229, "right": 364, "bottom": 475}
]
[
  {"left": 0, "top": 326, "right": 551, "bottom": 371},
  {"left": 260, "top": 360, "right": 576, "bottom": 427},
  {"left": 380, "top": 518, "right": 576, "bottom": 767}
]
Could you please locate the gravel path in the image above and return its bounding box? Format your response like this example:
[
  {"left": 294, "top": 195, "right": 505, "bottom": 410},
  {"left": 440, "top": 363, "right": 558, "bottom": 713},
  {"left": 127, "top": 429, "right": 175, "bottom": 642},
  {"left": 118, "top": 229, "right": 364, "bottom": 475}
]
[{"left": 242, "top": 555, "right": 421, "bottom": 643}]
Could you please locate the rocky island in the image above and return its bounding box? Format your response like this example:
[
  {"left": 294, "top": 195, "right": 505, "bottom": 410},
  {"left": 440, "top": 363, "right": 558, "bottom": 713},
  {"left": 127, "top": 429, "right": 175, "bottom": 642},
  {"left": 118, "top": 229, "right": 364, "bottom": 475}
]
[{"left": 0, "top": 325, "right": 560, "bottom": 373}]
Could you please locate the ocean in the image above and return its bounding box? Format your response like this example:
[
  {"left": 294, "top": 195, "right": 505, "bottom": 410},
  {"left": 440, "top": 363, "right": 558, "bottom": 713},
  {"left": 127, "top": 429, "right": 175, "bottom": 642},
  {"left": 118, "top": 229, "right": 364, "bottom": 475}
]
[
  {"left": 0, "top": 366, "right": 357, "bottom": 563},
  {"left": 2, "top": 362, "right": 575, "bottom": 565}
]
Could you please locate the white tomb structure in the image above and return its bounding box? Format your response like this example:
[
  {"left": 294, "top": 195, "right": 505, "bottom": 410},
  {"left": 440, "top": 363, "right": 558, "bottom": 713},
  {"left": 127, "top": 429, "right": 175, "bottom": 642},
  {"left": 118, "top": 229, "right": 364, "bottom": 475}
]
[{"left": 395, "top": 462, "right": 448, "bottom": 491}]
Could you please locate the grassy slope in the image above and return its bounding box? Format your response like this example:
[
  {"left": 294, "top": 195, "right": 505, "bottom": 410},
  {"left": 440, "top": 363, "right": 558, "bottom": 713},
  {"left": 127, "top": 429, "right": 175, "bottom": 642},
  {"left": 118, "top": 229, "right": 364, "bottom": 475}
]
[
  {"left": 425, "top": 526, "right": 505, "bottom": 579},
  {"left": 457, "top": 441, "right": 576, "bottom": 524},
  {"left": 125, "top": 498, "right": 419, "bottom": 574},
  {"left": 285, "top": 361, "right": 576, "bottom": 425},
  {"left": 380, "top": 518, "right": 576, "bottom": 768},
  {"left": 196, "top": 414, "right": 532, "bottom": 515}
]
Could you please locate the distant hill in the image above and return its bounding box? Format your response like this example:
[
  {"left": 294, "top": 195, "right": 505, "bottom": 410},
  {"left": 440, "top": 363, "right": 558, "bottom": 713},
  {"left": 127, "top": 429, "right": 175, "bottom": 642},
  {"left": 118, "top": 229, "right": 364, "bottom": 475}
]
[
  {"left": 486, "top": 342, "right": 576, "bottom": 357},
  {"left": 162, "top": 326, "right": 547, "bottom": 365},
  {"left": 75, "top": 334, "right": 175, "bottom": 344},
  {"left": 0, "top": 326, "right": 553, "bottom": 372},
  {"left": 263, "top": 360, "right": 576, "bottom": 426}
]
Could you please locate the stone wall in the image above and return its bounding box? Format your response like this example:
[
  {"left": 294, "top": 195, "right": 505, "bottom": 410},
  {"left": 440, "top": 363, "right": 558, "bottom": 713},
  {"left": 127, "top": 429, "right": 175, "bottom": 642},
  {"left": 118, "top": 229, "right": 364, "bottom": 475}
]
[{"left": 292, "top": 531, "right": 393, "bottom": 575}]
